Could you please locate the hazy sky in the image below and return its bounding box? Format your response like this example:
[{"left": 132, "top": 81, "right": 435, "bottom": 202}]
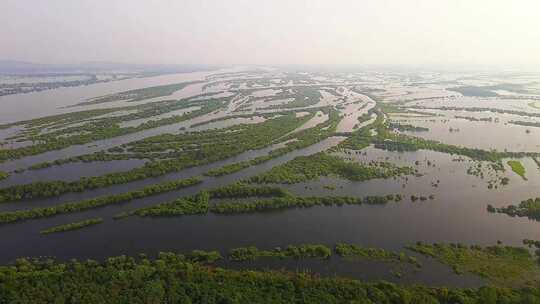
[{"left": 2, "top": 0, "right": 539, "bottom": 66}]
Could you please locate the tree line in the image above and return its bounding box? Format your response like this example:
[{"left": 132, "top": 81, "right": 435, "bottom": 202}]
[{"left": 1, "top": 251, "right": 539, "bottom": 303}]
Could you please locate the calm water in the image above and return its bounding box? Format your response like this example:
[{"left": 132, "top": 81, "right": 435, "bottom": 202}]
[
  {"left": 0, "top": 67, "right": 243, "bottom": 123},
  {"left": 1, "top": 70, "right": 540, "bottom": 287},
  {"left": 0, "top": 140, "right": 539, "bottom": 287}
]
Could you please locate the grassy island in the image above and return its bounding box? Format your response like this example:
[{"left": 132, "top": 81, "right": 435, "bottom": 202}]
[
  {"left": 40, "top": 218, "right": 103, "bottom": 234},
  {"left": 408, "top": 242, "right": 540, "bottom": 286},
  {"left": 488, "top": 197, "right": 540, "bottom": 221},
  {"left": 507, "top": 160, "right": 527, "bottom": 180},
  {"left": 229, "top": 244, "right": 332, "bottom": 261},
  {"left": 248, "top": 152, "right": 414, "bottom": 184}
]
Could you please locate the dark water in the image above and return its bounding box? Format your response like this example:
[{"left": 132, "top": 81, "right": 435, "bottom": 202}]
[
  {"left": 0, "top": 142, "right": 538, "bottom": 287},
  {"left": 0, "top": 137, "right": 344, "bottom": 212},
  {"left": 0, "top": 198, "right": 489, "bottom": 287}
]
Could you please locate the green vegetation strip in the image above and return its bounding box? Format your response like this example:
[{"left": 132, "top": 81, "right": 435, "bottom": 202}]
[
  {"left": 2, "top": 252, "right": 540, "bottom": 303},
  {"left": 335, "top": 243, "right": 421, "bottom": 267},
  {"left": 227, "top": 243, "right": 420, "bottom": 266},
  {"left": 205, "top": 108, "right": 342, "bottom": 177},
  {"left": 25, "top": 150, "right": 156, "bottom": 171},
  {"left": 508, "top": 120, "right": 540, "bottom": 128},
  {"left": 40, "top": 218, "right": 103, "bottom": 234},
  {"left": 388, "top": 122, "right": 429, "bottom": 132},
  {"left": 0, "top": 113, "right": 311, "bottom": 203},
  {"left": 229, "top": 244, "right": 331, "bottom": 261},
  {"left": 3, "top": 108, "right": 339, "bottom": 204},
  {"left": 248, "top": 152, "right": 414, "bottom": 184},
  {"left": 408, "top": 242, "right": 540, "bottom": 286},
  {"left": 130, "top": 184, "right": 289, "bottom": 217},
  {"left": 507, "top": 160, "right": 527, "bottom": 180},
  {"left": 488, "top": 197, "right": 540, "bottom": 221},
  {"left": 78, "top": 81, "right": 202, "bottom": 105},
  {"left": 209, "top": 195, "right": 402, "bottom": 214},
  {"left": 0, "top": 98, "right": 225, "bottom": 162},
  {"left": 132, "top": 183, "right": 404, "bottom": 217},
  {"left": 409, "top": 104, "right": 540, "bottom": 119},
  {"left": 340, "top": 106, "right": 539, "bottom": 163},
  {"left": 455, "top": 115, "right": 494, "bottom": 122},
  {"left": 0, "top": 177, "right": 201, "bottom": 224},
  {"left": 250, "top": 86, "right": 322, "bottom": 110}
]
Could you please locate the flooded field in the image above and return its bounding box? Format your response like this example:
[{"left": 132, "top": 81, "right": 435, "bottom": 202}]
[{"left": 1, "top": 66, "right": 540, "bottom": 288}]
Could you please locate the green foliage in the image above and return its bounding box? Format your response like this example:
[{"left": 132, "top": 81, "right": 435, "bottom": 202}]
[
  {"left": 82, "top": 81, "right": 202, "bottom": 105},
  {"left": 335, "top": 243, "right": 421, "bottom": 267},
  {"left": 508, "top": 120, "right": 540, "bottom": 128},
  {"left": 229, "top": 244, "right": 332, "bottom": 261},
  {"left": 408, "top": 242, "right": 540, "bottom": 286},
  {"left": 489, "top": 197, "right": 540, "bottom": 221},
  {"left": 0, "top": 107, "right": 129, "bottom": 130},
  {"left": 0, "top": 177, "right": 201, "bottom": 224},
  {"left": 186, "top": 250, "right": 223, "bottom": 263},
  {"left": 201, "top": 108, "right": 343, "bottom": 178},
  {"left": 373, "top": 132, "right": 504, "bottom": 162},
  {"left": 341, "top": 106, "right": 540, "bottom": 164},
  {"left": 355, "top": 105, "right": 378, "bottom": 126},
  {"left": 0, "top": 114, "right": 309, "bottom": 203},
  {"left": 189, "top": 113, "right": 259, "bottom": 128},
  {"left": 0, "top": 171, "right": 8, "bottom": 181},
  {"left": 1, "top": 253, "right": 539, "bottom": 303},
  {"left": 260, "top": 86, "right": 322, "bottom": 109},
  {"left": 133, "top": 191, "right": 210, "bottom": 217},
  {"left": 249, "top": 152, "right": 414, "bottom": 184},
  {"left": 207, "top": 183, "right": 291, "bottom": 199},
  {"left": 507, "top": 160, "right": 527, "bottom": 180},
  {"left": 338, "top": 110, "right": 384, "bottom": 150},
  {"left": 40, "top": 217, "right": 103, "bottom": 234},
  {"left": 27, "top": 151, "right": 148, "bottom": 171},
  {"left": 455, "top": 115, "right": 494, "bottom": 122},
  {"left": 209, "top": 194, "right": 402, "bottom": 215},
  {"left": 388, "top": 122, "right": 429, "bottom": 132},
  {"left": 411, "top": 104, "right": 540, "bottom": 120},
  {"left": 0, "top": 98, "right": 225, "bottom": 162},
  {"left": 129, "top": 183, "right": 404, "bottom": 217}
]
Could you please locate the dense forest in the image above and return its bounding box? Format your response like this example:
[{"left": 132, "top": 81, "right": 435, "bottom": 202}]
[{"left": 1, "top": 253, "right": 539, "bottom": 303}]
